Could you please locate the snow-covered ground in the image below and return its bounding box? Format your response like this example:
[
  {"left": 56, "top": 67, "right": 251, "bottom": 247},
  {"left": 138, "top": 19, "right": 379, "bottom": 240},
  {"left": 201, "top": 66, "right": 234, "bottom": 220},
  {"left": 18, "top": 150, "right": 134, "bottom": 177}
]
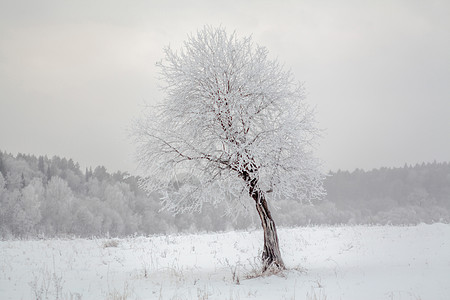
[{"left": 1, "top": 224, "right": 449, "bottom": 300}]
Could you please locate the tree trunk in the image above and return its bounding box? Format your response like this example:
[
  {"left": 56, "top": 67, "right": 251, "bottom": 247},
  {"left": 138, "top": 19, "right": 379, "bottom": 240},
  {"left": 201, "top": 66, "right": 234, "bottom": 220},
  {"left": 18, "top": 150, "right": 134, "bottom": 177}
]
[
  {"left": 255, "top": 196, "right": 285, "bottom": 272},
  {"left": 246, "top": 176, "right": 285, "bottom": 272}
]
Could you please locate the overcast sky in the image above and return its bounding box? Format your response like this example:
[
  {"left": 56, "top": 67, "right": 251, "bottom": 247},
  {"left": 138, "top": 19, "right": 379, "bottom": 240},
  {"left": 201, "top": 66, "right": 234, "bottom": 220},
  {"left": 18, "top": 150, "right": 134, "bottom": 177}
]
[{"left": 1, "top": 0, "right": 449, "bottom": 174}]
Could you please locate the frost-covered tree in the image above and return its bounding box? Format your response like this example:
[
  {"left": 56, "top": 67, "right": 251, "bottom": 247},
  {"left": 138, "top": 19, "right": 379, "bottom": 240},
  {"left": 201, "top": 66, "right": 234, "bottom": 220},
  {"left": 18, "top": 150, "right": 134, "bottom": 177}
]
[
  {"left": 41, "top": 176, "right": 74, "bottom": 235},
  {"left": 0, "top": 152, "right": 6, "bottom": 178},
  {"left": 134, "top": 26, "right": 325, "bottom": 271}
]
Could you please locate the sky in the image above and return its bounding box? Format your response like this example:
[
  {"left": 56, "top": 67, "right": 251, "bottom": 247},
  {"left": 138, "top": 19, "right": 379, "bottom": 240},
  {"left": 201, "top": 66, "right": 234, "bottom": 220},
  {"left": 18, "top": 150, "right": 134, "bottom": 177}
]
[{"left": 1, "top": 0, "right": 449, "bottom": 174}]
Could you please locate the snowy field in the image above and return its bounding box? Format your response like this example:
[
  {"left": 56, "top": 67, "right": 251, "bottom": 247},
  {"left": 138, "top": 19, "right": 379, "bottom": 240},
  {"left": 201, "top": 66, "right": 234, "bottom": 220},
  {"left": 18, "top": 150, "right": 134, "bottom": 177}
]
[{"left": 1, "top": 224, "right": 449, "bottom": 300}]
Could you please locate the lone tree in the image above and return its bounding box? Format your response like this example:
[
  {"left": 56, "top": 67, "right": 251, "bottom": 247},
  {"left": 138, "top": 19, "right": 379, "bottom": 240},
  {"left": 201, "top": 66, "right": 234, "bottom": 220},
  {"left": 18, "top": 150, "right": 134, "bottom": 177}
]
[{"left": 134, "top": 26, "right": 324, "bottom": 272}]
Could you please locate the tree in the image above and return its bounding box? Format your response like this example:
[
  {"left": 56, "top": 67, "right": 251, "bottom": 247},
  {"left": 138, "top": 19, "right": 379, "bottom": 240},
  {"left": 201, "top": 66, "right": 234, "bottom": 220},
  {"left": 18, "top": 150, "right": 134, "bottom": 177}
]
[
  {"left": 93, "top": 166, "right": 109, "bottom": 182},
  {"left": 85, "top": 167, "right": 93, "bottom": 182},
  {"left": 41, "top": 176, "right": 74, "bottom": 235},
  {"left": 38, "top": 156, "right": 46, "bottom": 174},
  {"left": 13, "top": 178, "right": 43, "bottom": 236},
  {"left": 0, "top": 152, "right": 7, "bottom": 179},
  {"left": 133, "top": 26, "right": 324, "bottom": 271}
]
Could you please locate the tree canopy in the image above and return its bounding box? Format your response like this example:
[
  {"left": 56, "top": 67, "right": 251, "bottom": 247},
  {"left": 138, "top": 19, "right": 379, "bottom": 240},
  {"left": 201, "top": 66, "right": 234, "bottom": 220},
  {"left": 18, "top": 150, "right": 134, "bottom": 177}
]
[{"left": 134, "top": 26, "right": 324, "bottom": 216}]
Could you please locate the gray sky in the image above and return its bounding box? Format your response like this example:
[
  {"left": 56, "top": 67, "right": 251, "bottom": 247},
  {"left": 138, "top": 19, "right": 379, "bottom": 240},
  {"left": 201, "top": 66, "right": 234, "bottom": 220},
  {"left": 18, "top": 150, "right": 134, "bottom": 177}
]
[{"left": 1, "top": 0, "right": 449, "bottom": 173}]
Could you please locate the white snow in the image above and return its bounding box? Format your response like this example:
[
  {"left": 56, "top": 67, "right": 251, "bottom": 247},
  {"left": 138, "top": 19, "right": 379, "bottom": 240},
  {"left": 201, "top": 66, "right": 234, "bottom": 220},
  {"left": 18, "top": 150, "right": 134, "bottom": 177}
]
[{"left": 1, "top": 224, "right": 449, "bottom": 299}]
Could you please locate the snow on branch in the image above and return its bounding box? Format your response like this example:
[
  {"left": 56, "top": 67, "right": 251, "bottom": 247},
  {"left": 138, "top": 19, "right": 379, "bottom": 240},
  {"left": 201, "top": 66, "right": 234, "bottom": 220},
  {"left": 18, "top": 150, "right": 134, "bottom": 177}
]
[{"left": 133, "top": 26, "right": 325, "bottom": 215}]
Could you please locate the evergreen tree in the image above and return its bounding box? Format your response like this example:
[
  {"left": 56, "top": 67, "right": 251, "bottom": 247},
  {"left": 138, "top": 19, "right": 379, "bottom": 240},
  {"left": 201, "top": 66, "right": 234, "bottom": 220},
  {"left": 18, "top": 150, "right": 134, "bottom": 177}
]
[
  {"left": 46, "top": 166, "right": 52, "bottom": 183},
  {"left": 20, "top": 173, "right": 26, "bottom": 189},
  {"left": 0, "top": 152, "right": 6, "bottom": 178},
  {"left": 85, "top": 167, "right": 93, "bottom": 182},
  {"left": 38, "top": 156, "right": 45, "bottom": 174}
]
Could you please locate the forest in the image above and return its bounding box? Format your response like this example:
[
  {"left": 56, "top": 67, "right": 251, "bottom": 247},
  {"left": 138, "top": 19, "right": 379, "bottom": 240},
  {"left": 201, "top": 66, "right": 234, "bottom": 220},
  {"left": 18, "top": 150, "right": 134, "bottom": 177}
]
[{"left": 0, "top": 150, "right": 449, "bottom": 238}]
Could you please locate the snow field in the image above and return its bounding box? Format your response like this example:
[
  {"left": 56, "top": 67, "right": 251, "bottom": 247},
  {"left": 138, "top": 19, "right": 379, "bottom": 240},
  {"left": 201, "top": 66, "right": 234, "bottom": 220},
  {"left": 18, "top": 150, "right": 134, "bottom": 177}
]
[{"left": 1, "top": 224, "right": 449, "bottom": 299}]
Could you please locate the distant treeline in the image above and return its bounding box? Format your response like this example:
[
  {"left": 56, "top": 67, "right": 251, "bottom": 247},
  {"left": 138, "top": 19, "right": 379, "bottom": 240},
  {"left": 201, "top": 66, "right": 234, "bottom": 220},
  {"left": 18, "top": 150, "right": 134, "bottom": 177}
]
[
  {"left": 276, "top": 163, "right": 450, "bottom": 226},
  {"left": 0, "top": 151, "right": 449, "bottom": 238},
  {"left": 0, "top": 151, "right": 251, "bottom": 239}
]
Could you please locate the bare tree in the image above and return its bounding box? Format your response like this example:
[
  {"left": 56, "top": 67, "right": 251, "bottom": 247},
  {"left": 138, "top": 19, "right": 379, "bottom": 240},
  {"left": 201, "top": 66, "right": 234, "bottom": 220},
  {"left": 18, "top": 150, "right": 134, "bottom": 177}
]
[{"left": 133, "top": 26, "right": 324, "bottom": 272}]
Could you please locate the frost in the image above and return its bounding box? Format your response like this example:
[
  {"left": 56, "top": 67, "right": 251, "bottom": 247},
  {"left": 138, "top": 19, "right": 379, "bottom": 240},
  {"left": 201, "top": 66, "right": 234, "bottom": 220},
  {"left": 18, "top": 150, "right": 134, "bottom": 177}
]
[{"left": 133, "top": 26, "right": 325, "bottom": 215}]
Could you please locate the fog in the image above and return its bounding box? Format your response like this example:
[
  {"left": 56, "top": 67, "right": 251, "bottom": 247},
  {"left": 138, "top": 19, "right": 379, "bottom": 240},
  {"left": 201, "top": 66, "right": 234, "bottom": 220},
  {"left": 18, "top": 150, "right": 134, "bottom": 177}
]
[
  {"left": 1, "top": 0, "right": 449, "bottom": 173},
  {"left": 1, "top": 152, "right": 448, "bottom": 238}
]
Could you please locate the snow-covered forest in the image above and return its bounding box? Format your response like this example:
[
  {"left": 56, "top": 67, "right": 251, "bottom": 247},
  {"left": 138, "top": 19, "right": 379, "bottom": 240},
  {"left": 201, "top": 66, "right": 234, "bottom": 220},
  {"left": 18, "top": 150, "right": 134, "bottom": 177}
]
[{"left": 1, "top": 150, "right": 449, "bottom": 239}]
